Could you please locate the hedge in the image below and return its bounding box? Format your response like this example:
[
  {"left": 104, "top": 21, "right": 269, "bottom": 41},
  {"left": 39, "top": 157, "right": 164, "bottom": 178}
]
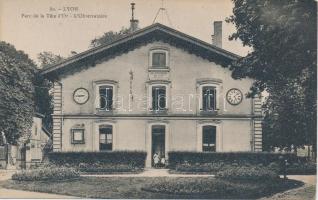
[
  {"left": 168, "top": 151, "right": 297, "bottom": 169},
  {"left": 286, "top": 161, "right": 316, "bottom": 175},
  {"left": 12, "top": 167, "right": 80, "bottom": 181},
  {"left": 47, "top": 151, "right": 147, "bottom": 172}
]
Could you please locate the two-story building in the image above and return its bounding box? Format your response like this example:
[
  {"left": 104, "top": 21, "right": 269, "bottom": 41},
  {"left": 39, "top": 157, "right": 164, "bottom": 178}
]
[{"left": 40, "top": 22, "right": 262, "bottom": 167}]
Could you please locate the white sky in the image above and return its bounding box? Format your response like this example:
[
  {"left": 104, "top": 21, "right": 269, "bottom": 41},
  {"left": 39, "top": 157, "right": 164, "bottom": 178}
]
[{"left": 0, "top": 0, "right": 251, "bottom": 63}]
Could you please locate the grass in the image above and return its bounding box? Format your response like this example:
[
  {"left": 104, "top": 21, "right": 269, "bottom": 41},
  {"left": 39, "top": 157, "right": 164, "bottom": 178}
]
[{"left": 0, "top": 177, "right": 303, "bottom": 199}]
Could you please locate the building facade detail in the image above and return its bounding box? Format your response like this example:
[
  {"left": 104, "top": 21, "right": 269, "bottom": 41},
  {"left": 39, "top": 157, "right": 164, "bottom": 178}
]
[{"left": 42, "top": 23, "right": 263, "bottom": 167}]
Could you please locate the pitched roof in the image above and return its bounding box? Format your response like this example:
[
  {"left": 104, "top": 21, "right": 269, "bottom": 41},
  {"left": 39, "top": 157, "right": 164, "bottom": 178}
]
[{"left": 39, "top": 23, "right": 240, "bottom": 79}]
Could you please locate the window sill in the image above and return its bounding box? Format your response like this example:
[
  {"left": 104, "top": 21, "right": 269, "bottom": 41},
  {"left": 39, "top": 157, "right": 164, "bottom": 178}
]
[
  {"left": 148, "top": 67, "right": 170, "bottom": 72},
  {"left": 96, "top": 109, "right": 114, "bottom": 115},
  {"left": 150, "top": 109, "right": 168, "bottom": 115},
  {"left": 200, "top": 110, "right": 218, "bottom": 115},
  {"left": 71, "top": 141, "right": 85, "bottom": 144}
]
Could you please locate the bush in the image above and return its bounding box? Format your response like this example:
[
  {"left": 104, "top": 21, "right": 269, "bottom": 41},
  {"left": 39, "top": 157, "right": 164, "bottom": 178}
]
[
  {"left": 78, "top": 163, "right": 140, "bottom": 173},
  {"left": 47, "top": 151, "right": 147, "bottom": 173},
  {"left": 286, "top": 161, "right": 316, "bottom": 175},
  {"left": 12, "top": 167, "right": 80, "bottom": 181},
  {"left": 168, "top": 151, "right": 297, "bottom": 169},
  {"left": 215, "top": 165, "right": 279, "bottom": 181},
  {"left": 175, "top": 162, "right": 225, "bottom": 173}
]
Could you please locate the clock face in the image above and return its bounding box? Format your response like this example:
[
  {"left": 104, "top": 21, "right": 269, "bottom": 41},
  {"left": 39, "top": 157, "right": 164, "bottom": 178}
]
[
  {"left": 73, "top": 88, "right": 89, "bottom": 104},
  {"left": 226, "top": 88, "right": 243, "bottom": 105}
]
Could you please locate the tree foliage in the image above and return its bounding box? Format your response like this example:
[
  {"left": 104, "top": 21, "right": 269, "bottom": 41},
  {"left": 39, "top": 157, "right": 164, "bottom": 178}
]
[
  {"left": 34, "top": 75, "right": 53, "bottom": 132},
  {"left": 90, "top": 27, "right": 130, "bottom": 47},
  {"left": 36, "top": 51, "right": 67, "bottom": 132},
  {"left": 0, "top": 41, "right": 37, "bottom": 144},
  {"left": 37, "top": 51, "right": 64, "bottom": 69},
  {"left": 227, "top": 0, "right": 317, "bottom": 151}
]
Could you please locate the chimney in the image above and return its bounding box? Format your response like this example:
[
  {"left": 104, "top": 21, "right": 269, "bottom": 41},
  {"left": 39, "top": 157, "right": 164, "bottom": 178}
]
[
  {"left": 130, "top": 3, "right": 139, "bottom": 32},
  {"left": 212, "top": 21, "right": 222, "bottom": 48}
]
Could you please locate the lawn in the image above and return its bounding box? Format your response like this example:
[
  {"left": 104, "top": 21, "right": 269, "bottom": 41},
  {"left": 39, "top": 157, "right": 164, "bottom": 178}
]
[{"left": 0, "top": 177, "right": 303, "bottom": 199}]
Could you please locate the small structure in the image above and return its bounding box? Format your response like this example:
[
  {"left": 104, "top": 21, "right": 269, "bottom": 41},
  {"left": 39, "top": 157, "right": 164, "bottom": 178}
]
[{"left": 0, "top": 113, "right": 52, "bottom": 169}]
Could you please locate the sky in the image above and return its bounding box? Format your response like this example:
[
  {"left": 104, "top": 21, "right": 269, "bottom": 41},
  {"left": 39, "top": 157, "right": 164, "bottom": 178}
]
[{"left": 0, "top": 0, "right": 251, "bottom": 63}]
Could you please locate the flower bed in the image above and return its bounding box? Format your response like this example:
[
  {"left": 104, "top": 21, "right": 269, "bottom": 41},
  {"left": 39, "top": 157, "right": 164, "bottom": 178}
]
[
  {"left": 11, "top": 167, "right": 80, "bottom": 181},
  {"left": 215, "top": 164, "right": 279, "bottom": 181},
  {"left": 141, "top": 177, "right": 302, "bottom": 198}
]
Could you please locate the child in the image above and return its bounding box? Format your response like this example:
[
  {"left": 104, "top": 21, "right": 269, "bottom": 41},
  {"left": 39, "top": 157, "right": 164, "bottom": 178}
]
[
  {"left": 160, "top": 157, "right": 166, "bottom": 168},
  {"left": 153, "top": 153, "right": 160, "bottom": 168}
]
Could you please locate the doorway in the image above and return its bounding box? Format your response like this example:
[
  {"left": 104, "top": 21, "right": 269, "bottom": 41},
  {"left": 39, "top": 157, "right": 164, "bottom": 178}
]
[{"left": 151, "top": 125, "right": 165, "bottom": 167}]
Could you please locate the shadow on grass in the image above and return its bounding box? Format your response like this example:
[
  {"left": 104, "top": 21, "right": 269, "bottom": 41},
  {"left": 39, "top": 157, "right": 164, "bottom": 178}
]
[{"left": 0, "top": 177, "right": 304, "bottom": 199}]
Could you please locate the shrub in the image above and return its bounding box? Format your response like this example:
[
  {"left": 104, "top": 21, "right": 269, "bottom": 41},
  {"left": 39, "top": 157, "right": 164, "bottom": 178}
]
[
  {"left": 215, "top": 165, "right": 279, "bottom": 181},
  {"left": 286, "top": 161, "right": 316, "bottom": 175},
  {"left": 12, "top": 167, "right": 80, "bottom": 181},
  {"left": 168, "top": 151, "right": 297, "bottom": 169},
  {"left": 175, "top": 162, "right": 225, "bottom": 173},
  {"left": 78, "top": 162, "right": 140, "bottom": 173},
  {"left": 47, "top": 151, "right": 147, "bottom": 173}
]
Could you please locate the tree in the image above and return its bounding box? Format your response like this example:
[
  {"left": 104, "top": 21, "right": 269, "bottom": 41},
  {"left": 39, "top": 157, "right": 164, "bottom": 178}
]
[
  {"left": 37, "top": 51, "right": 64, "bottom": 69},
  {"left": 227, "top": 0, "right": 316, "bottom": 153},
  {"left": 36, "top": 51, "right": 67, "bottom": 132},
  {"left": 90, "top": 27, "right": 130, "bottom": 47},
  {"left": 34, "top": 75, "right": 53, "bottom": 132},
  {"left": 0, "top": 41, "right": 37, "bottom": 144}
]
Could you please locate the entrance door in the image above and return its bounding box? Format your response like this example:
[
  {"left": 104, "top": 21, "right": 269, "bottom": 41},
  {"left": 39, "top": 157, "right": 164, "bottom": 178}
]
[{"left": 152, "top": 125, "right": 165, "bottom": 167}]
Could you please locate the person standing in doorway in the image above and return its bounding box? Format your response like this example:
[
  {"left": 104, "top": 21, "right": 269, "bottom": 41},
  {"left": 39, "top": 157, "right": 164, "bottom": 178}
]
[{"left": 153, "top": 153, "right": 160, "bottom": 168}]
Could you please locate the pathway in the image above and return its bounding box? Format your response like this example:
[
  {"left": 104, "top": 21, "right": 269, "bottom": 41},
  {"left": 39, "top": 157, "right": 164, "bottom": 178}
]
[
  {"left": 0, "top": 170, "right": 78, "bottom": 199},
  {"left": 260, "top": 175, "right": 316, "bottom": 200}
]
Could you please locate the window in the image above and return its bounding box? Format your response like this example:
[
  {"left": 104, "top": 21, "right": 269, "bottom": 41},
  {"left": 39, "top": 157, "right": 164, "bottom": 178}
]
[
  {"left": 34, "top": 125, "right": 37, "bottom": 136},
  {"left": 152, "top": 86, "right": 166, "bottom": 111},
  {"left": 99, "top": 125, "right": 112, "bottom": 151},
  {"left": 99, "top": 85, "right": 113, "bottom": 111},
  {"left": 152, "top": 52, "right": 166, "bottom": 67},
  {"left": 71, "top": 129, "right": 84, "bottom": 144},
  {"left": 202, "top": 86, "right": 216, "bottom": 111},
  {"left": 94, "top": 80, "right": 117, "bottom": 113},
  {"left": 149, "top": 49, "right": 168, "bottom": 68},
  {"left": 202, "top": 126, "right": 216, "bottom": 152}
]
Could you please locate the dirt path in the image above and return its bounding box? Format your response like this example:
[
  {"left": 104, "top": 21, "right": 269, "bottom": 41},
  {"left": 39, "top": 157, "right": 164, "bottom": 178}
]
[{"left": 0, "top": 188, "right": 79, "bottom": 198}]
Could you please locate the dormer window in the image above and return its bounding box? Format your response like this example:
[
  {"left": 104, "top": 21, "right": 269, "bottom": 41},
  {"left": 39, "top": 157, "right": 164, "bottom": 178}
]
[{"left": 149, "top": 48, "right": 169, "bottom": 68}]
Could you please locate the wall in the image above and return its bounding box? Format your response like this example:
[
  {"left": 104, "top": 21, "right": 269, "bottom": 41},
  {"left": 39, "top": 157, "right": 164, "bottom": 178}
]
[
  {"left": 53, "top": 41, "right": 260, "bottom": 161},
  {"left": 58, "top": 41, "right": 254, "bottom": 115}
]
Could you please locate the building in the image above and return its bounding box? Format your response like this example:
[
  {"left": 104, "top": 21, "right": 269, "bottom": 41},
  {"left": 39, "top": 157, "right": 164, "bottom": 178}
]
[
  {"left": 40, "top": 21, "right": 262, "bottom": 168},
  {"left": 24, "top": 113, "right": 52, "bottom": 168},
  {"left": 0, "top": 113, "right": 51, "bottom": 169}
]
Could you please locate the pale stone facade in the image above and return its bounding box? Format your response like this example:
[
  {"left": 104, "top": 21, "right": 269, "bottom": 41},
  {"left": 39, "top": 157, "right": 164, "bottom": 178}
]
[{"left": 42, "top": 24, "right": 262, "bottom": 167}]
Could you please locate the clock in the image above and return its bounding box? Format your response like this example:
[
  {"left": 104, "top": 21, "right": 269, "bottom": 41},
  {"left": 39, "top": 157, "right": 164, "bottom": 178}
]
[
  {"left": 73, "top": 88, "right": 89, "bottom": 104},
  {"left": 226, "top": 88, "right": 243, "bottom": 105}
]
